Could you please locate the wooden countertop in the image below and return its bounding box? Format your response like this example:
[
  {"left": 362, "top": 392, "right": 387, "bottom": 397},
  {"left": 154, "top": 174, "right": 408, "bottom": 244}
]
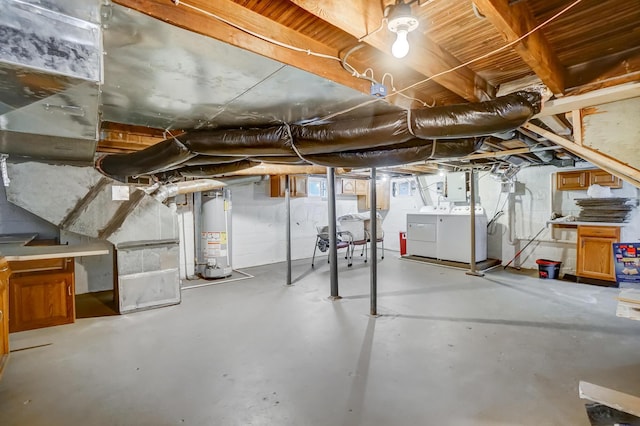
[
  {"left": 0, "top": 243, "right": 110, "bottom": 261},
  {"left": 547, "top": 220, "right": 627, "bottom": 227}
]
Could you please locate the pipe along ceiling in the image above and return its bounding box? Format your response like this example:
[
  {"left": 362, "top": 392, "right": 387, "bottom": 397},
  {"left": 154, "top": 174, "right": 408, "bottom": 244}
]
[{"left": 96, "top": 91, "right": 542, "bottom": 180}]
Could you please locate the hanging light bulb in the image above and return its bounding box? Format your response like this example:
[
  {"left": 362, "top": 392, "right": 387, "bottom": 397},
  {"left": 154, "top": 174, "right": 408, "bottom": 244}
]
[
  {"left": 387, "top": 2, "right": 419, "bottom": 59},
  {"left": 392, "top": 28, "right": 410, "bottom": 58}
]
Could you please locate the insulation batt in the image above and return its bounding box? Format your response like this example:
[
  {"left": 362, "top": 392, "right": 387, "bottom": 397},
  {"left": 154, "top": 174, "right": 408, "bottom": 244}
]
[{"left": 96, "top": 91, "right": 541, "bottom": 179}]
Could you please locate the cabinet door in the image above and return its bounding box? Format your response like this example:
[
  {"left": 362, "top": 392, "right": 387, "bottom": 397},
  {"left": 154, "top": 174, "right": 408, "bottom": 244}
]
[
  {"left": 341, "top": 179, "right": 356, "bottom": 195},
  {"left": 589, "top": 170, "right": 623, "bottom": 188},
  {"left": 9, "top": 272, "right": 75, "bottom": 332},
  {"left": 557, "top": 171, "right": 588, "bottom": 190},
  {"left": 355, "top": 180, "right": 368, "bottom": 195},
  {"left": 291, "top": 176, "right": 308, "bottom": 197},
  {"left": 576, "top": 226, "right": 620, "bottom": 281},
  {"left": 0, "top": 260, "right": 9, "bottom": 379},
  {"left": 357, "top": 180, "right": 390, "bottom": 210}
]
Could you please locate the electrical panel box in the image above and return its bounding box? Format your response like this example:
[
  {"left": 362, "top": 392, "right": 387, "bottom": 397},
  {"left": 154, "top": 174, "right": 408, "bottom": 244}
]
[
  {"left": 501, "top": 181, "right": 525, "bottom": 195},
  {"left": 445, "top": 172, "right": 467, "bottom": 202}
]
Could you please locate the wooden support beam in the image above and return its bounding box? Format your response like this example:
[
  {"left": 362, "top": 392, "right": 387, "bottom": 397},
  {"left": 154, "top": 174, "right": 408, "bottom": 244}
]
[
  {"left": 288, "top": 0, "right": 493, "bottom": 102},
  {"left": 473, "top": 0, "right": 565, "bottom": 95},
  {"left": 524, "top": 122, "right": 640, "bottom": 188},
  {"left": 112, "top": 0, "right": 370, "bottom": 95},
  {"left": 571, "top": 110, "right": 583, "bottom": 146},
  {"left": 222, "top": 164, "right": 334, "bottom": 176},
  {"left": 537, "top": 82, "right": 640, "bottom": 117}
]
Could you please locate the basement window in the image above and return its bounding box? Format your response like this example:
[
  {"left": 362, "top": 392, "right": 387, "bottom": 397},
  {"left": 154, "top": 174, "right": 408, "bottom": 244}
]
[{"left": 308, "top": 177, "right": 327, "bottom": 198}]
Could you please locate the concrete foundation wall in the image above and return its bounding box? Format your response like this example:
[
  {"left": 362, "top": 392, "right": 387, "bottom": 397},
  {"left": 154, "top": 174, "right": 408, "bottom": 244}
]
[
  {"left": 478, "top": 164, "right": 640, "bottom": 275},
  {"left": 178, "top": 177, "right": 429, "bottom": 275}
]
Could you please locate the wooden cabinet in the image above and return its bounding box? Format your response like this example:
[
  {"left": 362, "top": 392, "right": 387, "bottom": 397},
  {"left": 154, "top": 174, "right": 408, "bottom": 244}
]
[
  {"left": 0, "top": 258, "right": 9, "bottom": 379},
  {"left": 8, "top": 257, "right": 75, "bottom": 332},
  {"left": 357, "top": 180, "right": 390, "bottom": 211},
  {"left": 340, "top": 178, "right": 356, "bottom": 195},
  {"left": 557, "top": 169, "right": 622, "bottom": 190},
  {"left": 557, "top": 170, "right": 588, "bottom": 190},
  {"left": 268, "top": 175, "right": 308, "bottom": 197},
  {"left": 339, "top": 178, "right": 368, "bottom": 195},
  {"left": 576, "top": 226, "right": 620, "bottom": 282},
  {"left": 355, "top": 180, "right": 368, "bottom": 195},
  {"left": 589, "top": 169, "right": 622, "bottom": 188}
]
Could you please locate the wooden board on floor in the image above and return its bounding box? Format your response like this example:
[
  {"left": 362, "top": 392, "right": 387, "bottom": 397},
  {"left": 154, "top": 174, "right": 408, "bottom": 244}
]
[
  {"left": 401, "top": 255, "right": 501, "bottom": 271},
  {"left": 579, "top": 381, "right": 640, "bottom": 419}
]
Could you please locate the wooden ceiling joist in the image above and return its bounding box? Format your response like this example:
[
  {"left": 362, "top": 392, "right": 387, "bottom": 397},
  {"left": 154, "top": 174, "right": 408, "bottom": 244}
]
[
  {"left": 287, "top": 0, "right": 493, "bottom": 102},
  {"left": 473, "top": 0, "right": 565, "bottom": 95}
]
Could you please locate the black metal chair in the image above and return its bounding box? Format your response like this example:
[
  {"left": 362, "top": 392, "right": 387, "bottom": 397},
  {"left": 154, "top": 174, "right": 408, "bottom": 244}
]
[{"left": 312, "top": 226, "right": 355, "bottom": 267}]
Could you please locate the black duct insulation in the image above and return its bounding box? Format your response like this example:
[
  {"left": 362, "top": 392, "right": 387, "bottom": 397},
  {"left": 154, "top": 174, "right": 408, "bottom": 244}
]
[
  {"left": 97, "top": 91, "right": 541, "bottom": 179},
  {"left": 410, "top": 91, "right": 542, "bottom": 139}
]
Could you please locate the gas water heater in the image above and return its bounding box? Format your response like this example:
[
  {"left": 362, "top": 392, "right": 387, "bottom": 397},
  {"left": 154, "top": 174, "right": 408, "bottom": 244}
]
[{"left": 197, "top": 188, "right": 233, "bottom": 279}]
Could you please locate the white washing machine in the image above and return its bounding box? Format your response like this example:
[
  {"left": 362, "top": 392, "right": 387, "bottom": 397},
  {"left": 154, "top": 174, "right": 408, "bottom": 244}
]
[{"left": 437, "top": 205, "right": 487, "bottom": 263}]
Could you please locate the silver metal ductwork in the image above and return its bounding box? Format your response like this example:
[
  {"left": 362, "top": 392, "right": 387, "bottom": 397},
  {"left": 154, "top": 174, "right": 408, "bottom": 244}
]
[
  {"left": 0, "top": 0, "right": 102, "bottom": 163},
  {"left": 5, "top": 161, "right": 181, "bottom": 314}
]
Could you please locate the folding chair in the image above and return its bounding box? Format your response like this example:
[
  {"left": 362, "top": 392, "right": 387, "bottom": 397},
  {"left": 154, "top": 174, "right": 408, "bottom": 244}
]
[{"left": 311, "top": 226, "right": 355, "bottom": 267}]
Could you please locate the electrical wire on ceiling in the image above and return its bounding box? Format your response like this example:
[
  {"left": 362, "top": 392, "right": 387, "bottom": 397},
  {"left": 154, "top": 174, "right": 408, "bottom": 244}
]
[
  {"left": 170, "top": 0, "right": 342, "bottom": 63},
  {"left": 169, "top": 0, "right": 582, "bottom": 124},
  {"left": 170, "top": 0, "right": 434, "bottom": 111},
  {"left": 313, "top": 0, "right": 584, "bottom": 122}
]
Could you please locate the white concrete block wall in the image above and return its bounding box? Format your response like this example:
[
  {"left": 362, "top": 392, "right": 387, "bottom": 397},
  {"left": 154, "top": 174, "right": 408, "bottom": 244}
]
[
  {"left": 231, "top": 179, "right": 358, "bottom": 268},
  {"left": 380, "top": 177, "right": 425, "bottom": 252},
  {"left": 478, "top": 164, "right": 640, "bottom": 275}
]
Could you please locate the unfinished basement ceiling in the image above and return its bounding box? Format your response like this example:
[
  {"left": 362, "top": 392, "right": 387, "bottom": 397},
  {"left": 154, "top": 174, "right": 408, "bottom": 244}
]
[
  {"left": 1, "top": 0, "right": 639, "bottom": 177},
  {"left": 101, "top": 4, "right": 399, "bottom": 130}
]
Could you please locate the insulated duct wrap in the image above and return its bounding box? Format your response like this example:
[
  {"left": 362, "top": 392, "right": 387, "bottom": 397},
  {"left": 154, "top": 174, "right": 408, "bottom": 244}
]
[
  {"left": 410, "top": 91, "right": 542, "bottom": 139},
  {"left": 97, "top": 137, "right": 195, "bottom": 177},
  {"left": 184, "top": 126, "right": 294, "bottom": 156},
  {"left": 292, "top": 111, "right": 412, "bottom": 154},
  {"left": 96, "top": 91, "right": 541, "bottom": 179}
]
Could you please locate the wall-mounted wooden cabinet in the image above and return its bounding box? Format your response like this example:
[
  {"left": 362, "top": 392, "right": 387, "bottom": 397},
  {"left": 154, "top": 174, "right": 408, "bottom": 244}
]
[
  {"left": 576, "top": 225, "right": 620, "bottom": 282},
  {"left": 557, "top": 169, "right": 622, "bottom": 190},
  {"left": 8, "top": 257, "right": 75, "bottom": 333},
  {"left": 268, "top": 175, "right": 308, "bottom": 198},
  {"left": 357, "top": 180, "right": 390, "bottom": 211},
  {"left": 0, "top": 258, "right": 9, "bottom": 379},
  {"left": 339, "top": 178, "right": 368, "bottom": 196},
  {"left": 589, "top": 169, "right": 622, "bottom": 188}
]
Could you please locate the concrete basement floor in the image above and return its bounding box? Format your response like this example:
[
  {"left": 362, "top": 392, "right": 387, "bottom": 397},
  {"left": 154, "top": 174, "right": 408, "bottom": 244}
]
[{"left": 1, "top": 254, "right": 640, "bottom": 426}]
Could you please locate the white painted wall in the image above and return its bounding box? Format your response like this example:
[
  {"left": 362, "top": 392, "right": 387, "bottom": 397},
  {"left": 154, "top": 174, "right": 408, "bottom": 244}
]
[
  {"left": 478, "top": 164, "right": 640, "bottom": 274},
  {"left": 176, "top": 176, "right": 430, "bottom": 276},
  {"left": 231, "top": 179, "right": 359, "bottom": 268},
  {"left": 380, "top": 177, "right": 425, "bottom": 252}
]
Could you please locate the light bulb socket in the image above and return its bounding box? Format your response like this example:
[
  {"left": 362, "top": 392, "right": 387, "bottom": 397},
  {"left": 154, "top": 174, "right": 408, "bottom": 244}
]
[{"left": 387, "top": 3, "right": 419, "bottom": 34}]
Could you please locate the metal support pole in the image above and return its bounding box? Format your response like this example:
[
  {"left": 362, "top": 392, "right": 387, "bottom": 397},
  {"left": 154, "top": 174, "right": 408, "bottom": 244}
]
[
  {"left": 466, "top": 168, "right": 484, "bottom": 277},
  {"left": 285, "top": 175, "right": 292, "bottom": 285},
  {"left": 327, "top": 168, "right": 340, "bottom": 299},
  {"left": 370, "top": 168, "right": 378, "bottom": 315}
]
